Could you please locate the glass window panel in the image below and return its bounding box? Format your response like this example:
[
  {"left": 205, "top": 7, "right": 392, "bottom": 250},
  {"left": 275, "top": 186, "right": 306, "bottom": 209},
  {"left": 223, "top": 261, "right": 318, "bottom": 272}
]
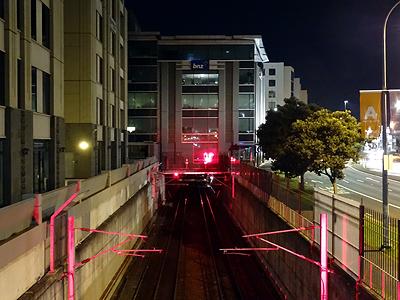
[
  {"left": 239, "top": 69, "right": 254, "bottom": 84},
  {"left": 130, "top": 66, "right": 157, "bottom": 82},
  {"left": 128, "top": 117, "right": 157, "bottom": 133},
  {"left": 208, "top": 94, "right": 218, "bottom": 108},
  {"left": 193, "top": 94, "right": 208, "bottom": 109},
  {"left": 182, "top": 74, "right": 194, "bottom": 85},
  {"left": 269, "top": 68, "right": 276, "bottom": 75},
  {"left": 128, "top": 92, "right": 157, "bottom": 109},
  {"left": 193, "top": 118, "right": 208, "bottom": 133},
  {"left": 239, "top": 134, "right": 254, "bottom": 142},
  {"left": 42, "top": 4, "right": 50, "bottom": 48},
  {"left": 239, "top": 118, "right": 254, "bottom": 133},
  {"left": 269, "top": 80, "right": 276, "bottom": 87},
  {"left": 207, "top": 73, "right": 219, "bottom": 85},
  {"left": 208, "top": 118, "right": 218, "bottom": 133},
  {"left": 32, "top": 67, "right": 37, "bottom": 111},
  {"left": 182, "top": 119, "right": 193, "bottom": 133},
  {"left": 238, "top": 94, "right": 255, "bottom": 109},
  {"left": 182, "top": 94, "right": 194, "bottom": 108},
  {"left": 239, "top": 110, "right": 254, "bottom": 118}
]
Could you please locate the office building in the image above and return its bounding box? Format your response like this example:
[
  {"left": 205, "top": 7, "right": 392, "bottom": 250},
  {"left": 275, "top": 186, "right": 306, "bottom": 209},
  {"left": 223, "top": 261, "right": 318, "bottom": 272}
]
[
  {"left": 64, "top": 0, "right": 128, "bottom": 179},
  {"left": 128, "top": 34, "right": 268, "bottom": 168},
  {"left": 0, "top": 0, "right": 64, "bottom": 206}
]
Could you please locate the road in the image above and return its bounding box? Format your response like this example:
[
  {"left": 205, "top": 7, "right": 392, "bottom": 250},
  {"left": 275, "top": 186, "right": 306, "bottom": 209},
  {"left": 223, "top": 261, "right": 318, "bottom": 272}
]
[{"left": 304, "top": 164, "right": 400, "bottom": 216}]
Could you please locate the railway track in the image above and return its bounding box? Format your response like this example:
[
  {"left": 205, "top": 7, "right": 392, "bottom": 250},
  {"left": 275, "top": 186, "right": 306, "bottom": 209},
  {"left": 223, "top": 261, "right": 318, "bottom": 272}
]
[{"left": 112, "top": 183, "right": 281, "bottom": 300}]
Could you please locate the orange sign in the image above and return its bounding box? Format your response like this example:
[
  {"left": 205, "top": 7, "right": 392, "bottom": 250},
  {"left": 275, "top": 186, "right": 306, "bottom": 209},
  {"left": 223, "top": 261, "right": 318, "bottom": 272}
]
[{"left": 360, "top": 91, "right": 381, "bottom": 138}]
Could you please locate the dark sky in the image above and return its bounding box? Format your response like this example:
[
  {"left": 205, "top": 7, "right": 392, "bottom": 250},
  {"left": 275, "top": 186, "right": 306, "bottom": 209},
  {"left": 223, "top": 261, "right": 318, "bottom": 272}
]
[{"left": 127, "top": 0, "right": 400, "bottom": 118}]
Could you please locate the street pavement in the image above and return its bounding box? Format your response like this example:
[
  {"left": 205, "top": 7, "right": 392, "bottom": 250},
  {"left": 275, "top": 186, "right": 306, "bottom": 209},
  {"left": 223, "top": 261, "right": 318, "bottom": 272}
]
[{"left": 304, "top": 164, "right": 400, "bottom": 217}]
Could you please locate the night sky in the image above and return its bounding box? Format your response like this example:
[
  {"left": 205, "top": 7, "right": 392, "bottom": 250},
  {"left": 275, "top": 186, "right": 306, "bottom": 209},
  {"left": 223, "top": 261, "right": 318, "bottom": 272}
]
[{"left": 127, "top": 0, "right": 400, "bottom": 118}]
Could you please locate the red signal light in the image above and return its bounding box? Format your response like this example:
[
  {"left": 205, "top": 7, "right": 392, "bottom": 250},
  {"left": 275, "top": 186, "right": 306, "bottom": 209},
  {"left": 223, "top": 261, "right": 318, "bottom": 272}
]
[
  {"left": 173, "top": 172, "right": 179, "bottom": 178},
  {"left": 203, "top": 152, "right": 215, "bottom": 164}
]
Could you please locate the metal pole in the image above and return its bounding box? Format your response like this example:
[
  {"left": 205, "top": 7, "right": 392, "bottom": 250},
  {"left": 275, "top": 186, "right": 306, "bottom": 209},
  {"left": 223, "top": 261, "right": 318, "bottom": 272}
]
[
  {"left": 382, "top": 1, "right": 400, "bottom": 248},
  {"left": 320, "top": 213, "right": 328, "bottom": 300},
  {"left": 67, "top": 216, "right": 75, "bottom": 300}
]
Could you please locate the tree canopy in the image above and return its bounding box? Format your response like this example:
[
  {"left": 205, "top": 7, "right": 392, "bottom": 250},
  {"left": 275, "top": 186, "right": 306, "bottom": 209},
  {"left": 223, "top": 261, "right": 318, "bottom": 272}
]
[
  {"left": 257, "top": 97, "right": 318, "bottom": 161},
  {"left": 288, "top": 109, "right": 364, "bottom": 192}
]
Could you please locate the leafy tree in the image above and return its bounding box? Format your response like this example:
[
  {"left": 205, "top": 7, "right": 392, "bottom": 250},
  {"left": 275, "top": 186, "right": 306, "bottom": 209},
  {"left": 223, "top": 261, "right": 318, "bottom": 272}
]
[
  {"left": 257, "top": 97, "right": 319, "bottom": 188},
  {"left": 288, "top": 109, "right": 364, "bottom": 193}
]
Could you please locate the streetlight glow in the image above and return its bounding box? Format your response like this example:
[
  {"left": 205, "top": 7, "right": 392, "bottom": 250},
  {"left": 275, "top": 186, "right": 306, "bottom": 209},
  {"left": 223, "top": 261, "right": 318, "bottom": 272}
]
[
  {"left": 78, "top": 141, "right": 90, "bottom": 150},
  {"left": 344, "top": 100, "right": 349, "bottom": 110}
]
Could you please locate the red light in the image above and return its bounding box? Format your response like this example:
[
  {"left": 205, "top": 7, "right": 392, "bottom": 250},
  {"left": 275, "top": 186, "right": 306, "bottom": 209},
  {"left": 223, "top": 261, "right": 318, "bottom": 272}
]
[
  {"left": 173, "top": 172, "right": 179, "bottom": 178},
  {"left": 203, "top": 152, "right": 215, "bottom": 164}
]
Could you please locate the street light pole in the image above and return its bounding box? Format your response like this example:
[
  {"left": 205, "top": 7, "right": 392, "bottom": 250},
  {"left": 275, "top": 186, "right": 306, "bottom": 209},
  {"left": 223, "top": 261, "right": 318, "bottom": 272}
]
[
  {"left": 381, "top": 1, "right": 400, "bottom": 248},
  {"left": 344, "top": 100, "right": 349, "bottom": 111}
]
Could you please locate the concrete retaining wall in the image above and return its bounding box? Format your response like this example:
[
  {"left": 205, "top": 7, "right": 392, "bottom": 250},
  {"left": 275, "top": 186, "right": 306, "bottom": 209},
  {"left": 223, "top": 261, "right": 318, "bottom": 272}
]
[{"left": 230, "top": 178, "right": 374, "bottom": 300}]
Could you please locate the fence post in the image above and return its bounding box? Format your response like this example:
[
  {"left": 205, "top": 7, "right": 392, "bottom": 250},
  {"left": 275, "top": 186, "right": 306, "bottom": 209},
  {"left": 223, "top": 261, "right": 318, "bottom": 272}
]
[
  {"left": 357, "top": 205, "right": 365, "bottom": 300},
  {"left": 397, "top": 219, "right": 400, "bottom": 300}
]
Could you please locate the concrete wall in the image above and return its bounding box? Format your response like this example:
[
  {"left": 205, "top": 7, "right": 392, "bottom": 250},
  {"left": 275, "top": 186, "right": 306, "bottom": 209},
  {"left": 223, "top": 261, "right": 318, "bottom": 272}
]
[
  {"left": 0, "top": 159, "right": 159, "bottom": 300},
  {"left": 230, "top": 177, "right": 374, "bottom": 300}
]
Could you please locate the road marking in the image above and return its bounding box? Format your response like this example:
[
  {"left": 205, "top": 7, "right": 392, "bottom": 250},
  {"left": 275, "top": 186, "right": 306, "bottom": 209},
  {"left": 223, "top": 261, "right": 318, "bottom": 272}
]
[
  {"left": 357, "top": 179, "right": 364, "bottom": 183},
  {"left": 389, "top": 189, "right": 393, "bottom": 192},
  {"left": 342, "top": 179, "right": 350, "bottom": 183},
  {"left": 337, "top": 184, "right": 400, "bottom": 209},
  {"left": 366, "top": 177, "right": 380, "bottom": 183},
  {"left": 348, "top": 166, "right": 399, "bottom": 183},
  {"left": 311, "top": 179, "right": 323, "bottom": 184}
]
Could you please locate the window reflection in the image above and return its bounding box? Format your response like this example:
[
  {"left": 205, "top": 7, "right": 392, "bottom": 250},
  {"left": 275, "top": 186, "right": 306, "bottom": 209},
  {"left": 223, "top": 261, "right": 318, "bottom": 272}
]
[
  {"left": 128, "top": 92, "right": 157, "bottom": 109},
  {"left": 182, "top": 73, "right": 219, "bottom": 86}
]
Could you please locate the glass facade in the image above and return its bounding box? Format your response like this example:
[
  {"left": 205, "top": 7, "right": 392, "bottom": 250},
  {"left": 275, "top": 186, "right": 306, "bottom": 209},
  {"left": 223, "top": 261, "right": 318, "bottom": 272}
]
[
  {"left": 128, "top": 40, "right": 158, "bottom": 152},
  {"left": 182, "top": 73, "right": 219, "bottom": 146},
  {"left": 33, "top": 140, "right": 50, "bottom": 193},
  {"left": 239, "top": 63, "right": 255, "bottom": 143}
]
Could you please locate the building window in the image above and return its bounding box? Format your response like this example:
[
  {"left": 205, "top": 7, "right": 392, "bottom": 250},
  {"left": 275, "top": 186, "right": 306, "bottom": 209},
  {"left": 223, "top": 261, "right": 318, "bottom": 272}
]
[
  {"left": 33, "top": 140, "right": 50, "bottom": 193},
  {"left": 18, "top": 59, "right": 24, "bottom": 108},
  {"left": 239, "top": 69, "right": 254, "bottom": 85},
  {"left": 120, "top": 108, "right": 124, "bottom": 128},
  {"left": 32, "top": 67, "right": 37, "bottom": 111},
  {"left": 96, "top": 55, "right": 103, "bottom": 84},
  {"left": 269, "top": 80, "right": 276, "bottom": 87},
  {"left": 238, "top": 94, "right": 255, "bottom": 109},
  {"left": 119, "top": 12, "right": 124, "bottom": 36},
  {"left": 268, "top": 90, "right": 276, "bottom": 98},
  {"left": 111, "top": 0, "right": 116, "bottom": 21},
  {"left": 129, "top": 65, "right": 157, "bottom": 83},
  {"left": 268, "top": 101, "right": 276, "bottom": 110},
  {"left": 96, "top": 98, "right": 104, "bottom": 125},
  {"left": 120, "top": 44, "right": 124, "bottom": 67},
  {"left": 110, "top": 31, "right": 115, "bottom": 55},
  {"left": 17, "top": 0, "right": 24, "bottom": 30},
  {"left": 110, "top": 104, "right": 115, "bottom": 127},
  {"left": 31, "top": 0, "right": 36, "bottom": 40},
  {"left": 42, "top": 3, "right": 50, "bottom": 48},
  {"left": 269, "top": 68, "right": 276, "bottom": 76},
  {"left": 43, "top": 71, "right": 51, "bottom": 114},
  {"left": 239, "top": 118, "right": 254, "bottom": 133},
  {"left": 181, "top": 73, "right": 219, "bottom": 86},
  {"left": 128, "top": 117, "right": 157, "bottom": 134},
  {"left": 111, "top": 68, "right": 115, "bottom": 92},
  {"left": 128, "top": 92, "right": 157, "bottom": 109},
  {"left": 96, "top": 11, "right": 103, "bottom": 42},
  {"left": 120, "top": 76, "right": 125, "bottom": 100},
  {"left": 0, "top": 51, "right": 4, "bottom": 106},
  {"left": 182, "top": 94, "right": 218, "bottom": 109},
  {"left": 0, "top": 140, "right": 4, "bottom": 207},
  {"left": 0, "top": 0, "right": 4, "bottom": 20}
]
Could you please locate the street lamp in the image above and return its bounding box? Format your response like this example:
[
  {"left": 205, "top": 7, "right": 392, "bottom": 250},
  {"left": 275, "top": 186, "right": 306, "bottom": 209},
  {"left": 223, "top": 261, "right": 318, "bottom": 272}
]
[
  {"left": 381, "top": 0, "right": 400, "bottom": 248},
  {"left": 344, "top": 100, "right": 349, "bottom": 111}
]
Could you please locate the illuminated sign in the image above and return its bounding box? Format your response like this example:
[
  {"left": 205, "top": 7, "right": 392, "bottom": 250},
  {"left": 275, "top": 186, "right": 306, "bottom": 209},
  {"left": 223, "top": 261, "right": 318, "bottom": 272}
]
[
  {"left": 360, "top": 91, "right": 381, "bottom": 138},
  {"left": 203, "top": 152, "right": 215, "bottom": 164},
  {"left": 191, "top": 60, "right": 209, "bottom": 70}
]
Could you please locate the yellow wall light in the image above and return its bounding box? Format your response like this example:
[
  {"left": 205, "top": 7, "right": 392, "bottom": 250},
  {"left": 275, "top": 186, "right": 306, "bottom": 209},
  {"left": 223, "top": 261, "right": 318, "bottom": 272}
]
[{"left": 78, "top": 141, "right": 90, "bottom": 150}]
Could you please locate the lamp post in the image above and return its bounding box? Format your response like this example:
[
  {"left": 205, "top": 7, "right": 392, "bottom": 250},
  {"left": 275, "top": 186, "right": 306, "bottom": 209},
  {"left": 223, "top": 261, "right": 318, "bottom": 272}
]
[
  {"left": 344, "top": 100, "right": 349, "bottom": 111},
  {"left": 381, "top": 1, "right": 400, "bottom": 248}
]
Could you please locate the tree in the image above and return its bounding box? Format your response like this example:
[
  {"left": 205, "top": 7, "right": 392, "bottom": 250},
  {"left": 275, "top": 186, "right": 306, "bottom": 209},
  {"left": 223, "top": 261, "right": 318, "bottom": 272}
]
[
  {"left": 288, "top": 109, "right": 364, "bottom": 193},
  {"left": 257, "top": 97, "right": 319, "bottom": 188}
]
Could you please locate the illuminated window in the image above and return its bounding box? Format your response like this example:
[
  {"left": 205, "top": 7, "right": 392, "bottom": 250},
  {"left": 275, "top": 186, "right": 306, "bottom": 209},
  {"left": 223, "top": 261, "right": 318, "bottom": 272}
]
[
  {"left": 239, "top": 118, "right": 254, "bottom": 133},
  {"left": 182, "top": 73, "right": 219, "bottom": 86},
  {"left": 128, "top": 92, "right": 157, "bottom": 109},
  {"left": 238, "top": 94, "right": 254, "bottom": 109},
  {"left": 128, "top": 117, "right": 157, "bottom": 133},
  {"left": 192, "top": 144, "right": 218, "bottom": 165}
]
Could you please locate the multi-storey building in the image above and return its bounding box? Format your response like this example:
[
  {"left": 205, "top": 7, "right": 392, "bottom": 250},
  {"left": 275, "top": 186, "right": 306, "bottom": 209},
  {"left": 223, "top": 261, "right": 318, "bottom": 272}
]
[
  {"left": 265, "top": 62, "right": 308, "bottom": 110},
  {"left": 0, "top": 0, "right": 64, "bottom": 206},
  {"left": 127, "top": 34, "right": 268, "bottom": 168},
  {"left": 64, "top": 0, "right": 128, "bottom": 179}
]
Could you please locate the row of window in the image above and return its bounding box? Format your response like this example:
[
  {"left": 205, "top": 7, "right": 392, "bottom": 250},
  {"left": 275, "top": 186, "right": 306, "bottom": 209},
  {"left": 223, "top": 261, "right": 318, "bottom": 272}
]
[
  {"left": 182, "top": 94, "right": 218, "bottom": 109},
  {"left": 31, "top": 0, "right": 51, "bottom": 49},
  {"left": 96, "top": 98, "right": 125, "bottom": 128},
  {"left": 182, "top": 73, "right": 219, "bottom": 86}
]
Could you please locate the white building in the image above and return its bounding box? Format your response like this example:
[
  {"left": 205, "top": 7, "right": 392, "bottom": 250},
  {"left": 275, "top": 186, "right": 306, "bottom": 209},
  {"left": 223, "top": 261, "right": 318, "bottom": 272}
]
[{"left": 264, "top": 62, "right": 308, "bottom": 111}]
